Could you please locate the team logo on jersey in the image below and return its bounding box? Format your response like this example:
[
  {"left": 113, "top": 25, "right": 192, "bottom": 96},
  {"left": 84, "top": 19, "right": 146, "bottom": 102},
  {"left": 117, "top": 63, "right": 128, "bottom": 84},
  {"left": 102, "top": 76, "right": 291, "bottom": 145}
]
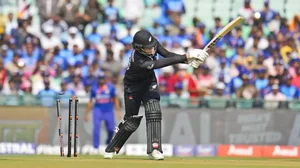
[
  {"left": 148, "top": 36, "right": 152, "bottom": 43},
  {"left": 152, "top": 84, "right": 157, "bottom": 90}
]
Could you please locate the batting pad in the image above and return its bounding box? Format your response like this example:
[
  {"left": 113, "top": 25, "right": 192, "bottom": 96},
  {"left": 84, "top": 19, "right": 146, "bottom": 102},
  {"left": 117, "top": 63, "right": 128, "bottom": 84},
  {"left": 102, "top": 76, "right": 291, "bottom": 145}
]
[
  {"left": 145, "top": 99, "right": 163, "bottom": 154},
  {"left": 105, "top": 115, "right": 143, "bottom": 153}
]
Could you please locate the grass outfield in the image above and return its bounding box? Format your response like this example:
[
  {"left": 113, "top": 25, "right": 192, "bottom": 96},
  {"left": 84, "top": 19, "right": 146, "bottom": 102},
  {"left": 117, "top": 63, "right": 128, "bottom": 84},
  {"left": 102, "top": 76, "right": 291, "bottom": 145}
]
[{"left": 1, "top": 155, "right": 300, "bottom": 168}]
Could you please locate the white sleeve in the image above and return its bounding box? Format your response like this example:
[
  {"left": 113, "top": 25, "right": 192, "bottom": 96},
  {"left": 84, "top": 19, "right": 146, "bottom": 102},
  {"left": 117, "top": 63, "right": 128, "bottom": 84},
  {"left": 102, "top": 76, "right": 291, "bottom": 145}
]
[{"left": 40, "top": 37, "right": 49, "bottom": 49}]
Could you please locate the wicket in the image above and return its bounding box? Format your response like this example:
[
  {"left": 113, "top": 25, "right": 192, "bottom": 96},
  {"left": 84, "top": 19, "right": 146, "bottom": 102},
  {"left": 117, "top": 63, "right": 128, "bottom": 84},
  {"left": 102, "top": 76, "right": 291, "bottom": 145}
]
[
  {"left": 67, "top": 98, "right": 73, "bottom": 157},
  {"left": 74, "top": 98, "right": 79, "bottom": 157},
  {"left": 56, "top": 99, "right": 64, "bottom": 157},
  {"left": 56, "top": 96, "right": 79, "bottom": 157}
]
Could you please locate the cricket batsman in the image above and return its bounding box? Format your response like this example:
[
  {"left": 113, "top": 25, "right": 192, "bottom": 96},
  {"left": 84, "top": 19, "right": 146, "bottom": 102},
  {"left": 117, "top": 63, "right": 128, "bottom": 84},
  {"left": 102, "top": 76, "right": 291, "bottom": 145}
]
[
  {"left": 85, "top": 74, "right": 121, "bottom": 149},
  {"left": 104, "top": 30, "right": 208, "bottom": 160}
]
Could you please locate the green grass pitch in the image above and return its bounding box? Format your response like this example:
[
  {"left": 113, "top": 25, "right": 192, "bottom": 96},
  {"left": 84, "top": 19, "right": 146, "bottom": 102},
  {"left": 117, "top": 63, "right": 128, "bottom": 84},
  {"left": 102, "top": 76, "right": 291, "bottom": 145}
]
[{"left": 1, "top": 155, "right": 300, "bottom": 168}]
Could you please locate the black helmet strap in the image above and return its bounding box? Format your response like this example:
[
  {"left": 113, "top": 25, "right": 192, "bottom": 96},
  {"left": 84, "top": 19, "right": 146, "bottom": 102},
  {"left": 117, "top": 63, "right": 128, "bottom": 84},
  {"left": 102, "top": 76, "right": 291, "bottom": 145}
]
[{"left": 133, "top": 43, "right": 156, "bottom": 57}]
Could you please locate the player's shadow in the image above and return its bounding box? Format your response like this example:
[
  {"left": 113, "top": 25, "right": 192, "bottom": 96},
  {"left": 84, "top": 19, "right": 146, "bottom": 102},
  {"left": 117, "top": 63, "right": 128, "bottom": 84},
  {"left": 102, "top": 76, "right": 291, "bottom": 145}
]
[{"left": 110, "top": 156, "right": 163, "bottom": 161}]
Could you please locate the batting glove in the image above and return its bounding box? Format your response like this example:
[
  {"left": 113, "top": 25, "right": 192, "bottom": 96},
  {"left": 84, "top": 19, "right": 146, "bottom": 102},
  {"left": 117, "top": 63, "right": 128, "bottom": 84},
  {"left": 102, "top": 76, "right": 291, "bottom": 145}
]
[{"left": 187, "top": 49, "right": 209, "bottom": 68}]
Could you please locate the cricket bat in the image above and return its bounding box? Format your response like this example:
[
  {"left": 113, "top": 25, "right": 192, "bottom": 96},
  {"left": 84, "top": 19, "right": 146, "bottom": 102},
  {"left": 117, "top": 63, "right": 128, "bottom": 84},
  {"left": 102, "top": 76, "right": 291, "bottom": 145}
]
[{"left": 203, "top": 16, "right": 244, "bottom": 51}]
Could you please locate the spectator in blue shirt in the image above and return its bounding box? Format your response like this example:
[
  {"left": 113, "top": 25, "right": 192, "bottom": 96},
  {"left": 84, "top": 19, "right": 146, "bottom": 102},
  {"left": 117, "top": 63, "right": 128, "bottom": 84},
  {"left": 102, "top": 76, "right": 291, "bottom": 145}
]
[
  {"left": 8, "top": 39, "right": 22, "bottom": 56},
  {"left": 51, "top": 46, "right": 67, "bottom": 70},
  {"left": 67, "top": 45, "right": 84, "bottom": 66},
  {"left": 230, "top": 74, "right": 244, "bottom": 94},
  {"left": 264, "top": 35, "right": 279, "bottom": 56},
  {"left": 255, "top": 68, "right": 269, "bottom": 91},
  {"left": 162, "top": 0, "right": 185, "bottom": 16},
  {"left": 279, "top": 18, "right": 290, "bottom": 35},
  {"left": 0, "top": 45, "right": 13, "bottom": 65},
  {"left": 37, "top": 79, "right": 57, "bottom": 107},
  {"left": 236, "top": 65, "right": 251, "bottom": 76},
  {"left": 59, "top": 41, "right": 72, "bottom": 59},
  {"left": 160, "top": 0, "right": 185, "bottom": 26},
  {"left": 87, "top": 22, "right": 102, "bottom": 44},
  {"left": 158, "top": 28, "right": 173, "bottom": 48},
  {"left": 259, "top": 1, "right": 276, "bottom": 24},
  {"left": 216, "top": 48, "right": 228, "bottom": 64},
  {"left": 82, "top": 41, "right": 97, "bottom": 64},
  {"left": 79, "top": 55, "right": 90, "bottom": 78},
  {"left": 147, "top": 19, "right": 164, "bottom": 37},
  {"left": 104, "top": 0, "right": 121, "bottom": 23},
  {"left": 260, "top": 76, "right": 277, "bottom": 98},
  {"left": 173, "top": 26, "right": 190, "bottom": 44},
  {"left": 213, "top": 58, "right": 231, "bottom": 84},
  {"left": 120, "top": 22, "right": 133, "bottom": 45},
  {"left": 62, "top": 65, "right": 76, "bottom": 84},
  {"left": 21, "top": 44, "right": 39, "bottom": 67},
  {"left": 82, "top": 67, "right": 97, "bottom": 87},
  {"left": 59, "top": 80, "right": 75, "bottom": 104},
  {"left": 210, "top": 17, "right": 224, "bottom": 48},
  {"left": 280, "top": 76, "right": 298, "bottom": 100},
  {"left": 159, "top": 80, "right": 170, "bottom": 96},
  {"left": 121, "top": 38, "right": 133, "bottom": 69},
  {"left": 228, "top": 27, "right": 245, "bottom": 48}
]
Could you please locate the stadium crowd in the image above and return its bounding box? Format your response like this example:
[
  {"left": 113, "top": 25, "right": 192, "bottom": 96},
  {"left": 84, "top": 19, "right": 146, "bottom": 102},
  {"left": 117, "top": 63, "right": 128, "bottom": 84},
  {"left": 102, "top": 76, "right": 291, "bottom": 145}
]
[{"left": 0, "top": 0, "right": 299, "bottom": 107}]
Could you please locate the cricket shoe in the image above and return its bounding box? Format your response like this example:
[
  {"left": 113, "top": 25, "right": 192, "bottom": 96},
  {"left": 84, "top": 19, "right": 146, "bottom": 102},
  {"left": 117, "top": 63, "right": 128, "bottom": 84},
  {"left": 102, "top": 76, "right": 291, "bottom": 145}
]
[
  {"left": 104, "top": 152, "right": 114, "bottom": 159},
  {"left": 148, "top": 149, "right": 164, "bottom": 160}
]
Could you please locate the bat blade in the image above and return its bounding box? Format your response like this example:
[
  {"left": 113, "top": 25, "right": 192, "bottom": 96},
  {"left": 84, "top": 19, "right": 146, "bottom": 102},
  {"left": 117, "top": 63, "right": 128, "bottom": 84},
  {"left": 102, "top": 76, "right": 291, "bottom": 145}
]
[{"left": 203, "top": 16, "right": 244, "bottom": 51}]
